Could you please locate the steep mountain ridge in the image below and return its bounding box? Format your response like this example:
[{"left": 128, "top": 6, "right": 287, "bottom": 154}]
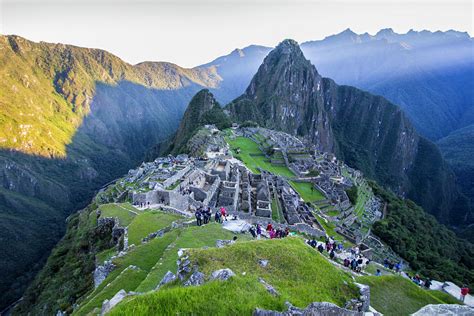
[
  {"left": 200, "top": 29, "right": 473, "bottom": 142},
  {"left": 167, "top": 89, "right": 230, "bottom": 155},
  {"left": 227, "top": 39, "right": 468, "bottom": 226}
]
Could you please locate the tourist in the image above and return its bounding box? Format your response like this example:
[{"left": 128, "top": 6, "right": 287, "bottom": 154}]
[
  {"left": 308, "top": 239, "right": 317, "bottom": 248},
  {"left": 203, "top": 210, "right": 209, "bottom": 224},
  {"left": 351, "top": 259, "right": 357, "bottom": 271},
  {"left": 317, "top": 244, "right": 324, "bottom": 253},
  {"left": 214, "top": 210, "right": 221, "bottom": 223},
  {"left": 256, "top": 224, "right": 262, "bottom": 239},
  {"left": 266, "top": 223, "right": 273, "bottom": 232},
  {"left": 395, "top": 262, "right": 402, "bottom": 273},
  {"left": 375, "top": 269, "right": 381, "bottom": 276},
  {"left": 329, "top": 250, "right": 335, "bottom": 260},
  {"left": 343, "top": 258, "right": 350, "bottom": 267},
  {"left": 195, "top": 210, "right": 203, "bottom": 226},
  {"left": 460, "top": 285, "right": 470, "bottom": 302},
  {"left": 337, "top": 243, "right": 344, "bottom": 252},
  {"left": 269, "top": 229, "right": 276, "bottom": 239},
  {"left": 220, "top": 207, "right": 228, "bottom": 221},
  {"left": 383, "top": 258, "right": 389, "bottom": 268},
  {"left": 284, "top": 227, "right": 290, "bottom": 237},
  {"left": 249, "top": 226, "right": 257, "bottom": 238},
  {"left": 424, "top": 279, "right": 432, "bottom": 289}
]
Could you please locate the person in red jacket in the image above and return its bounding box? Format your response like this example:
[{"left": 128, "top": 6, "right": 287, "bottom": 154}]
[
  {"left": 266, "top": 223, "right": 273, "bottom": 232},
  {"left": 460, "top": 285, "right": 470, "bottom": 302}
]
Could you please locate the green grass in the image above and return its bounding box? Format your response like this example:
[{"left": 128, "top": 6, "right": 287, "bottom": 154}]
[
  {"left": 75, "top": 267, "right": 147, "bottom": 316},
  {"left": 111, "top": 276, "right": 285, "bottom": 316},
  {"left": 271, "top": 198, "right": 285, "bottom": 223},
  {"left": 226, "top": 136, "right": 294, "bottom": 177},
  {"left": 165, "top": 181, "right": 180, "bottom": 191},
  {"left": 98, "top": 203, "right": 138, "bottom": 226},
  {"left": 110, "top": 238, "right": 359, "bottom": 315},
  {"left": 74, "top": 230, "right": 180, "bottom": 315},
  {"left": 95, "top": 248, "right": 117, "bottom": 264},
  {"left": 190, "top": 238, "right": 357, "bottom": 307},
  {"left": 357, "top": 275, "right": 460, "bottom": 315},
  {"left": 127, "top": 210, "right": 182, "bottom": 246},
  {"left": 136, "top": 223, "right": 244, "bottom": 292},
  {"left": 289, "top": 181, "right": 325, "bottom": 202}
]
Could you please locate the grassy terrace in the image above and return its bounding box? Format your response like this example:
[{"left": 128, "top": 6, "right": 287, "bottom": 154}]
[
  {"left": 226, "top": 136, "right": 295, "bottom": 177},
  {"left": 98, "top": 203, "right": 141, "bottom": 226},
  {"left": 127, "top": 210, "right": 182, "bottom": 246},
  {"left": 136, "top": 223, "right": 246, "bottom": 292},
  {"left": 75, "top": 222, "right": 244, "bottom": 316},
  {"left": 110, "top": 238, "right": 359, "bottom": 315},
  {"left": 226, "top": 136, "right": 328, "bottom": 204},
  {"left": 271, "top": 197, "right": 285, "bottom": 223},
  {"left": 357, "top": 276, "right": 459, "bottom": 315},
  {"left": 289, "top": 181, "right": 325, "bottom": 203}
]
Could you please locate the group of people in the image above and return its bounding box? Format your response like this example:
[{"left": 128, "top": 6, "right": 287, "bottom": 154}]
[
  {"left": 194, "top": 206, "right": 229, "bottom": 226},
  {"left": 135, "top": 201, "right": 151, "bottom": 208},
  {"left": 247, "top": 222, "right": 290, "bottom": 239},
  {"left": 307, "top": 237, "right": 345, "bottom": 261},
  {"left": 343, "top": 256, "right": 369, "bottom": 273},
  {"left": 383, "top": 258, "right": 403, "bottom": 273}
]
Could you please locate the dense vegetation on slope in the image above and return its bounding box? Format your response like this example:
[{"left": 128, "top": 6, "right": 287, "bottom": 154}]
[
  {"left": 13, "top": 202, "right": 114, "bottom": 315},
  {"left": 226, "top": 39, "right": 469, "bottom": 227},
  {"left": 369, "top": 181, "right": 474, "bottom": 288},
  {"left": 165, "top": 89, "right": 231, "bottom": 155},
  {"left": 0, "top": 35, "right": 219, "bottom": 310},
  {"left": 437, "top": 124, "right": 474, "bottom": 225},
  {"left": 357, "top": 275, "right": 459, "bottom": 315}
]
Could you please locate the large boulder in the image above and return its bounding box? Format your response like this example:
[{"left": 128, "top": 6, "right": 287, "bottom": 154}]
[
  {"left": 412, "top": 304, "right": 474, "bottom": 315},
  {"left": 253, "top": 301, "right": 362, "bottom": 316},
  {"left": 101, "top": 289, "right": 128, "bottom": 315},
  {"left": 94, "top": 260, "right": 116, "bottom": 288},
  {"left": 183, "top": 271, "right": 205, "bottom": 287},
  {"left": 156, "top": 271, "right": 177, "bottom": 289},
  {"left": 210, "top": 268, "right": 235, "bottom": 281},
  {"left": 216, "top": 239, "right": 235, "bottom": 248}
]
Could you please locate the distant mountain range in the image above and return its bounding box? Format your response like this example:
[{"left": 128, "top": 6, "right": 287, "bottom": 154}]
[{"left": 0, "top": 29, "right": 472, "bottom": 310}]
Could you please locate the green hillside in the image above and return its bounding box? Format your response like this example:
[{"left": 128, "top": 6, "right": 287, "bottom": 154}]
[
  {"left": 109, "top": 237, "right": 359, "bottom": 315},
  {"left": 0, "top": 34, "right": 224, "bottom": 309},
  {"left": 358, "top": 275, "right": 459, "bottom": 315}
]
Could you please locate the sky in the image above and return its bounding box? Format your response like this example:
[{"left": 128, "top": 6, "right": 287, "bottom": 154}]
[{"left": 1, "top": 0, "right": 472, "bottom": 67}]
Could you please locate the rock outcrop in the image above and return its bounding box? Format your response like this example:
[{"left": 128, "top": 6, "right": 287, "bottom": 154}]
[
  {"left": 253, "top": 301, "right": 365, "bottom": 316},
  {"left": 412, "top": 304, "right": 474, "bottom": 315},
  {"left": 210, "top": 268, "right": 235, "bottom": 281}
]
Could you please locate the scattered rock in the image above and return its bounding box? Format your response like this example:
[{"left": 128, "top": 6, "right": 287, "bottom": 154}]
[
  {"left": 94, "top": 260, "right": 116, "bottom": 288},
  {"left": 101, "top": 289, "right": 128, "bottom": 315},
  {"left": 253, "top": 301, "right": 362, "bottom": 315},
  {"left": 412, "top": 304, "right": 474, "bottom": 315},
  {"left": 177, "top": 248, "right": 185, "bottom": 257},
  {"left": 156, "top": 271, "right": 177, "bottom": 289},
  {"left": 259, "top": 259, "right": 269, "bottom": 267},
  {"left": 258, "top": 278, "right": 279, "bottom": 296},
  {"left": 210, "top": 268, "right": 235, "bottom": 281},
  {"left": 216, "top": 239, "right": 235, "bottom": 248},
  {"left": 184, "top": 271, "right": 205, "bottom": 286}
]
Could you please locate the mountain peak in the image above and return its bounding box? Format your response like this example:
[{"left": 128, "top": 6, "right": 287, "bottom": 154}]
[{"left": 268, "top": 39, "right": 305, "bottom": 61}]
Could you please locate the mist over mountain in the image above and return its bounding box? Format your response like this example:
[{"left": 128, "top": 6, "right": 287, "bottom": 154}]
[{"left": 203, "top": 29, "right": 473, "bottom": 142}]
